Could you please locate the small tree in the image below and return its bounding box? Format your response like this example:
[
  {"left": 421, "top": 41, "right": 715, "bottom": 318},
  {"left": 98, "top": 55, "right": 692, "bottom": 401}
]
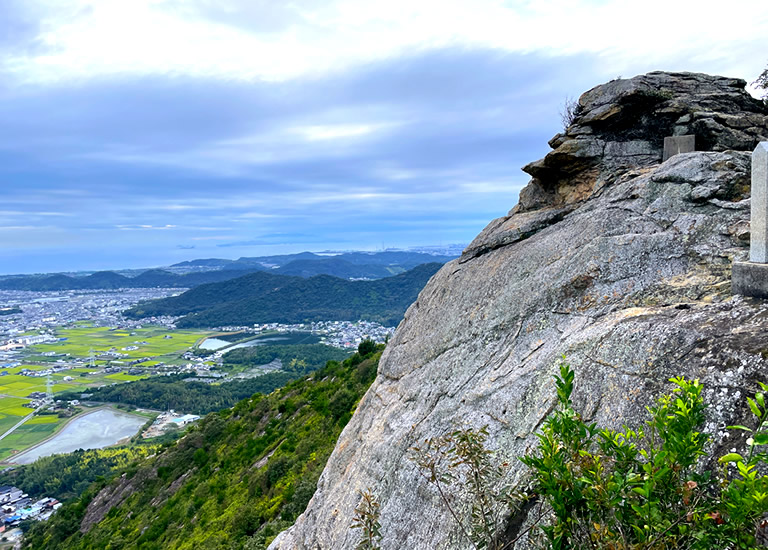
[
  {"left": 754, "top": 65, "right": 768, "bottom": 102},
  {"left": 351, "top": 489, "right": 382, "bottom": 550},
  {"left": 357, "top": 339, "right": 377, "bottom": 357},
  {"left": 522, "top": 362, "right": 768, "bottom": 549},
  {"left": 560, "top": 97, "right": 581, "bottom": 130}
]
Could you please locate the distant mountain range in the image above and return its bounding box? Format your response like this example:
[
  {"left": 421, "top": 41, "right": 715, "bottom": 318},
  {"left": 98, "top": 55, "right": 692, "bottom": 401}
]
[
  {"left": 167, "top": 251, "right": 457, "bottom": 273},
  {"left": 0, "top": 251, "right": 457, "bottom": 291},
  {"left": 125, "top": 263, "right": 443, "bottom": 327}
]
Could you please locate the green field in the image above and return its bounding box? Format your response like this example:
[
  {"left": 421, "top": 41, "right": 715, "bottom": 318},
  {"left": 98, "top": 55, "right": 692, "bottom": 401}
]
[
  {"left": 29, "top": 325, "right": 210, "bottom": 363},
  {"left": 0, "top": 396, "right": 34, "bottom": 417},
  {"left": 0, "top": 396, "right": 36, "bottom": 449},
  {"left": 0, "top": 324, "right": 212, "bottom": 460},
  {"left": 0, "top": 420, "right": 63, "bottom": 460}
]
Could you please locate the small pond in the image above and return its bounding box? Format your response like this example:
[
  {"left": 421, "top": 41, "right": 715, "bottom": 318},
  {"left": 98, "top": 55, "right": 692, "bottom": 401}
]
[
  {"left": 198, "top": 337, "right": 230, "bottom": 350},
  {"left": 9, "top": 408, "right": 146, "bottom": 464}
]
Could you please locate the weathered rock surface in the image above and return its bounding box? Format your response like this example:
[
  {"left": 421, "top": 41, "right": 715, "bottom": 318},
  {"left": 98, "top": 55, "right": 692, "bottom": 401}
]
[
  {"left": 269, "top": 74, "right": 768, "bottom": 550},
  {"left": 517, "top": 71, "right": 768, "bottom": 213}
]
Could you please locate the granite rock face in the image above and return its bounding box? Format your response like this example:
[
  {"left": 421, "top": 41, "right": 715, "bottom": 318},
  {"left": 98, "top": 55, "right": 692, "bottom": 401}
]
[{"left": 269, "top": 74, "right": 768, "bottom": 550}]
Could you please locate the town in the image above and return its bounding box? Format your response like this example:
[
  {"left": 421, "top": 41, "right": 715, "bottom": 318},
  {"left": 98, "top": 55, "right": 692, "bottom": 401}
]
[{"left": 0, "top": 485, "right": 61, "bottom": 543}]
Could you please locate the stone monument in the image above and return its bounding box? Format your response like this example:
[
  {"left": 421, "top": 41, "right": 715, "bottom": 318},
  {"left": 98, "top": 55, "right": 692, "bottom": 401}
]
[
  {"left": 663, "top": 135, "right": 696, "bottom": 162},
  {"left": 732, "top": 142, "right": 768, "bottom": 297}
]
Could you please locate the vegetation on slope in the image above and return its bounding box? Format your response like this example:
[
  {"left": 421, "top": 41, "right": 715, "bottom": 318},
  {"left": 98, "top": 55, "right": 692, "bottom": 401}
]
[
  {"left": 0, "top": 446, "right": 159, "bottom": 502},
  {"left": 221, "top": 343, "right": 351, "bottom": 372},
  {"left": 125, "top": 263, "right": 442, "bottom": 327},
  {"left": 401, "top": 364, "right": 768, "bottom": 550},
  {"left": 24, "top": 345, "right": 381, "bottom": 549},
  {"left": 0, "top": 269, "right": 259, "bottom": 291}
]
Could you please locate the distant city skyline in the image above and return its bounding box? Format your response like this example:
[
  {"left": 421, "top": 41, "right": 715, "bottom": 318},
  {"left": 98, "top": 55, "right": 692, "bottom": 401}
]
[{"left": 1, "top": 0, "right": 766, "bottom": 273}]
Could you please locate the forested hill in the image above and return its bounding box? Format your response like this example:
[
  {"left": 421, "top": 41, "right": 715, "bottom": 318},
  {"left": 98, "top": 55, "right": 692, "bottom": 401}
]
[
  {"left": 0, "top": 268, "right": 257, "bottom": 291},
  {"left": 125, "top": 262, "right": 443, "bottom": 327},
  {"left": 0, "top": 251, "right": 455, "bottom": 291},
  {"left": 22, "top": 348, "right": 381, "bottom": 550}
]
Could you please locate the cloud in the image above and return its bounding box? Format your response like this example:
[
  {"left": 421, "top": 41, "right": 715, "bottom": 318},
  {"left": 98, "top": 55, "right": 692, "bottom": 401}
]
[
  {"left": 116, "top": 224, "right": 177, "bottom": 231},
  {"left": 2, "top": 0, "right": 766, "bottom": 87},
  {"left": 1, "top": 1, "right": 766, "bottom": 273},
  {"left": 292, "top": 123, "right": 394, "bottom": 142}
]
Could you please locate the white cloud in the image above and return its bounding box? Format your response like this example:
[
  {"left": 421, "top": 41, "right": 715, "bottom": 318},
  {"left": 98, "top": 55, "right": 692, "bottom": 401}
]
[
  {"left": 116, "top": 224, "right": 177, "bottom": 230},
  {"left": 4, "top": 0, "right": 767, "bottom": 85},
  {"left": 292, "top": 123, "right": 386, "bottom": 141}
]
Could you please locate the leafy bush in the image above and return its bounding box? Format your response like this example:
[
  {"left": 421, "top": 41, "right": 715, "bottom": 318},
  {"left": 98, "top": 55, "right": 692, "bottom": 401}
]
[
  {"left": 524, "top": 362, "right": 768, "bottom": 549},
  {"left": 375, "top": 362, "right": 768, "bottom": 549},
  {"left": 357, "top": 339, "right": 378, "bottom": 357}
]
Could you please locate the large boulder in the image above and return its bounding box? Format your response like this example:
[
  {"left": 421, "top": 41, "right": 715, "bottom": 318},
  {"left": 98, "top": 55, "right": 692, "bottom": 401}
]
[
  {"left": 516, "top": 72, "right": 768, "bottom": 212},
  {"left": 269, "top": 74, "right": 768, "bottom": 549}
]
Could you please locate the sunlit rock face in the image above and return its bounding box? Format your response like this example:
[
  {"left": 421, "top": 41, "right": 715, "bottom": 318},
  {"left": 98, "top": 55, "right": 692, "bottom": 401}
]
[{"left": 270, "top": 73, "right": 768, "bottom": 550}]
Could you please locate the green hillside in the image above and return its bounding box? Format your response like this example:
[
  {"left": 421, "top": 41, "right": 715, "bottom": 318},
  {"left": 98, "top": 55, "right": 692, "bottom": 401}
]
[
  {"left": 22, "top": 348, "right": 381, "bottom": 550},
  {"left": 0, "top": 268, "right": 260, "bottom": 291},
  {"left": 125, "top": 263, "right": 442, "bottom": 327}
]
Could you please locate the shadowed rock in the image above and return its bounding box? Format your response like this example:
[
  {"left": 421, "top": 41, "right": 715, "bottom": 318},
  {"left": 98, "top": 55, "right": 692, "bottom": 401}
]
[{"left": 516, "top": 72, "right": 768, "bottom": 214}]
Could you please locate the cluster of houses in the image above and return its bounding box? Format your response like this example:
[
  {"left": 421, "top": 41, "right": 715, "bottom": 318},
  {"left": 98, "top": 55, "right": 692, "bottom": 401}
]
[
  {"left": 0, "top": 486, "right": 60, "bottom": 527},
  {"left": 0, "top": 334, "right": 59, "bottom": 352},
  {"left": 0, "top": 364, "right": 74, "bottom": 379}
]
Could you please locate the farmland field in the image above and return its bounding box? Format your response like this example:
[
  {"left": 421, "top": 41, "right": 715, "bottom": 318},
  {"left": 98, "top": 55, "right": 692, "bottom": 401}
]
[
  {"left": 29, "top": 325, "right": 210, "bottom": 363},
  {"left": 0, "top": 324, "right": 212, "bottom": 460},
  {"left": 0, "top": 420, "right": 62, "bottom": 460}
]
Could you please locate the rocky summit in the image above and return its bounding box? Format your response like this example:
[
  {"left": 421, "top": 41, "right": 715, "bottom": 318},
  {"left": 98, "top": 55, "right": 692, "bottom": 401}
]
[
  {"left": 270, "top": 72, "right": 768, "bottom": 550},
  {"left": 517, "top": 71, "right": 768, "bottom": 213}
]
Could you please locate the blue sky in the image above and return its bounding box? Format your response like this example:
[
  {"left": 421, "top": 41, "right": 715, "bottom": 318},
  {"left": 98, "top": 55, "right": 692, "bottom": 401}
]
[{"left": 1, "top": 0, "right": 766, "bottom": 274}]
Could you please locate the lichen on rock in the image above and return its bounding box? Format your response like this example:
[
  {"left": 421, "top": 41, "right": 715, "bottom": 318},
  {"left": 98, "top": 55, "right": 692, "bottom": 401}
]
[{"left": 269, "top": 72, "right": 768, "bottom": 550}]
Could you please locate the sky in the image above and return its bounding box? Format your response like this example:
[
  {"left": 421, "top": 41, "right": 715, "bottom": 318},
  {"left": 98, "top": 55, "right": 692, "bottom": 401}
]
[{"left": 1, "top": 0, "right": 766, "bottom": 274}]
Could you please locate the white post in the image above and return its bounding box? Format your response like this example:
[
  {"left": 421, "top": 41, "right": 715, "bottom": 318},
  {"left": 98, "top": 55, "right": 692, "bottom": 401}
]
[{"left": 750, "top": 142, "right": 768, "bottom": 263}]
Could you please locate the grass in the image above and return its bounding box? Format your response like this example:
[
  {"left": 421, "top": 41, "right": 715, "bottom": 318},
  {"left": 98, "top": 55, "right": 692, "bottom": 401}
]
[
  {"left": 0, "top": 421, "right": 62, "bottom": 460},
  {"left": 26, "top": 415, "right": 58, "bottom": 425},
  {"left": 0, "top": 416, "right": 20, "bottom": 436},
  {"left": 0, "top": 397, "right": 35, "bottom": 417}
]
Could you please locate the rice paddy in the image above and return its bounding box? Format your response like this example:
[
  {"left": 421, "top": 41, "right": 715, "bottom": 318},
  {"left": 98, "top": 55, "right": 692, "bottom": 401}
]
[
  {"left": 29, "top": 325, "right": 208, "bottom": 364},
  {"left": 0, "top": 323, "right": 212, "bottom": 460}
]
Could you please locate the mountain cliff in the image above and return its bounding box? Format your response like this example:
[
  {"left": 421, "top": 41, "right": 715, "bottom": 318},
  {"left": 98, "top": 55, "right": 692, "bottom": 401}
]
[{"left": 269, "top": 72, "right": 768, "bottom": 549}]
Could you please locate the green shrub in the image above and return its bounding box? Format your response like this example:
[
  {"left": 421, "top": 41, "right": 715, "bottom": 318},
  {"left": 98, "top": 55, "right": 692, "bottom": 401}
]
[
  {"left": 522, "top": 362, "right": 768, "bottom": 549},
  {"left": 357, "top": 339, "right": 378, "bottom": 357},
  {"left": 351, "top": 489, "right": 382, "bottom": 550},
  {"left": 380, "top": 362, "right": 768, "bottom": 549}
]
